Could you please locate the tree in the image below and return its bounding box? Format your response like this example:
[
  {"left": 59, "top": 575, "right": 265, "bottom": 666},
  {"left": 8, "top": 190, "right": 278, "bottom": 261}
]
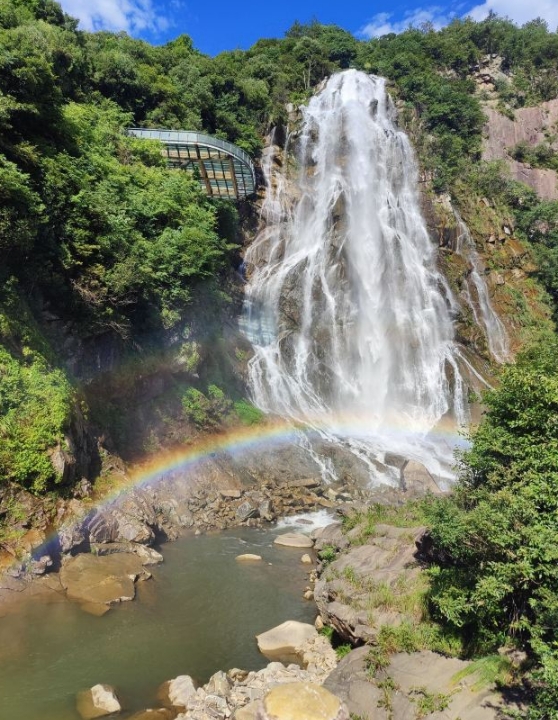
[{"left": 426, "top": 339, "right": 558, "bottom": 716}]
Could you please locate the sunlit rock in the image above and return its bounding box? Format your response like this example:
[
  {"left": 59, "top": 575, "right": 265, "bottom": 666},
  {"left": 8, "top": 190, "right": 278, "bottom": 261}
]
[
  {"left": 256, "top": 683, "right": 349, "bottom": 720},
  {"left": 76, "top": 684, "right": 121, "bottom": 719},
  {"left": 273, "top": 533, "right": 313, "bottom": 548},
  {"left": 256, "top": 621, "right": 317, "bottom": 665}
]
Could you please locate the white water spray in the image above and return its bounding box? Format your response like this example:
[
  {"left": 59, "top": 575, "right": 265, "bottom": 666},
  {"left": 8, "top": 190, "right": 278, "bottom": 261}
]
[{"left": 241, "top": 71, "right": 469, "bottom": 484}]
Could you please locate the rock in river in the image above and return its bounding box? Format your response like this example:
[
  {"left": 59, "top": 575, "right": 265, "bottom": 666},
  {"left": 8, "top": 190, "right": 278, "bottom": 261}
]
[
  {"left": 256, "top": 621, "right": 317, "bottom": 665},
  {"left": 76, "top": 684, "right": 121, "bottom": 719},
  {"left": 236, "top": 554, "right": 263, "bottom": 562},
  {"left": 158, "top": 674, "right": 197, "bottom": 708},
  {"left": 273, "top": 533, "right": 314, "bottom": 549},
  {"left": 60, "top": 552, "right": 149, "bottom": 611}
]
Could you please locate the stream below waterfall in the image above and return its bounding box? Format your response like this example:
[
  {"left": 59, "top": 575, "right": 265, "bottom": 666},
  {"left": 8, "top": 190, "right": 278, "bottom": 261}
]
[{"left": 0, "top": 518, "right": 322, "bottom": 720}]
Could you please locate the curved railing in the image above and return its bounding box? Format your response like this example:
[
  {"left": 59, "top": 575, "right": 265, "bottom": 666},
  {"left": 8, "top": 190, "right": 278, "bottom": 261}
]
[{"left": 127, "top": 127, "right": 257, "bottom": 200}]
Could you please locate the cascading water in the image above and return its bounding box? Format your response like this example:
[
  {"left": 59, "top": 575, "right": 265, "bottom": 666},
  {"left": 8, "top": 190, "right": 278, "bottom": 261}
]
[
  {"left": 454, "top": 213, "right": 509, "bottom": 364},
  {"left": 241, "top": 70, "right": 469, "bottom": 485}
]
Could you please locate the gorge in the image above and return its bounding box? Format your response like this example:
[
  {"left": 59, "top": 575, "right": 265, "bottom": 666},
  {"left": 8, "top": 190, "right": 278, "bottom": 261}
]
[{"left": 2, "top": 6, "right": 558, "bottom": 718}]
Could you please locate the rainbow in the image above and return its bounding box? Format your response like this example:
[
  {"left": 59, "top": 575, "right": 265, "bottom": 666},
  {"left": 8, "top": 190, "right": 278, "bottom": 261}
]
[
  {"left": 92, "top": 411, "right": 468, "bottom": 506},
  {"left": 6, "top": 413, "right": 468, "bottom": 572}
]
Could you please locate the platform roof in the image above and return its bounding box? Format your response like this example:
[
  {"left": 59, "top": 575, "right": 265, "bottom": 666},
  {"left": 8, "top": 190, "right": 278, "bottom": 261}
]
[{"left": 128, "top": 128, "right": 257, "bottom": 200}]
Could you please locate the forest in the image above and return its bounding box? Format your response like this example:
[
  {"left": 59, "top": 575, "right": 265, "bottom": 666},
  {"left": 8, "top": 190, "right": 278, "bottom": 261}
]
[{"left": 1, "top": 0, "right": 558, "bottom": 716}]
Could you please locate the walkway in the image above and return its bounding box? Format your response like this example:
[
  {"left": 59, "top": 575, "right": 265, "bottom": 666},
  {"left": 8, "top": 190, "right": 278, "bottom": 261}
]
[{"left": 128, "top": 128, "right": 257, "bottom": 200}]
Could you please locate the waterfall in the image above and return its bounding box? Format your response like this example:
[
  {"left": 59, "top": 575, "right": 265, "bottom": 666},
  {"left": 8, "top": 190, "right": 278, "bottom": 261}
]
[
  {"left": 241, "top": 70, "right": 468, "bottom": 485},
  {"left": 454, "top": 213, "right": 509, "bottom": 364}
]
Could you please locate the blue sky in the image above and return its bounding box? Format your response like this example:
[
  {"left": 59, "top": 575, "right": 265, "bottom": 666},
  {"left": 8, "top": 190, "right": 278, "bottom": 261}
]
[{"left": 60, "top": 1, "right": 558, "bottom": 56}]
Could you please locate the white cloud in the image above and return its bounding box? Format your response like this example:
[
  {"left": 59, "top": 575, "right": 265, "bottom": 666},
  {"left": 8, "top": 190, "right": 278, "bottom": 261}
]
[
  {"left": 467, "top": 0, "right": 558, "bottom": 29},
  {"left": 360, "top": 6, "right": 454, "bottom": 38},
  {"left": 60, "top": 0, "right": 170, "bottom": 34},
  {"left": 361, "top": 0, "right": 558, "bottom": 39}
]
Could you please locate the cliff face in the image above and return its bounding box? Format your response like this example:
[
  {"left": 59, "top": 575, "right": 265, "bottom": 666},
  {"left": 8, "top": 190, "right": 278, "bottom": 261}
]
[{"left": 483, "top": 100, "right": 558, "bottom": 200}]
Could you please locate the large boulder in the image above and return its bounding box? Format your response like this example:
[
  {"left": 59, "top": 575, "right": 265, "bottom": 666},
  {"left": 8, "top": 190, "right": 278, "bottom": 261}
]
[
  {"left": 274, "top": 533, "right": 314, "bottom": 549},
  {"left": 256, "top": 683, "right": 349, "bottom": 720},
  {"left": 256, "top": 621, "right": 318, "bottom": 665},
  {"left": 76, "top": 684, "right": 121, "bottom": 719},
  {"left": 60, "top": 552, "right": 148, "bottom": 610},
  {"left": 158, "top": 674, "right": 197, "bottom": 708},
  {"left": 401, "top": 460, "right": 442, "bottom": 495}
]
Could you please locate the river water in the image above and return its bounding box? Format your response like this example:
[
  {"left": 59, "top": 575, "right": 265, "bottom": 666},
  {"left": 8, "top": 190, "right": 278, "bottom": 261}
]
[{"left": 0, "top": 518, "right": 321, "bottom": 719}]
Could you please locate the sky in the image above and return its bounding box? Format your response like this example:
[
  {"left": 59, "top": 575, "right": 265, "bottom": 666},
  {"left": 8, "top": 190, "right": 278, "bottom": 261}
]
[{"left": 59, "top": 0, "right": 558, "bottom": 56}]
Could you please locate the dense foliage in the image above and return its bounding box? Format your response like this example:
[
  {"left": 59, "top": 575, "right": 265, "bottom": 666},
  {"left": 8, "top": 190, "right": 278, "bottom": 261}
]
[{"left": 426, "top": 339, "right": 558, "bottom": 717}]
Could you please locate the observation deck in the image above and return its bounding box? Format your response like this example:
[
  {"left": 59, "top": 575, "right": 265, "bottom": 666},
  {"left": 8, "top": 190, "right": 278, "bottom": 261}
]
[{"left": 127, "top": 128, "right": 257, "bottom": 200}]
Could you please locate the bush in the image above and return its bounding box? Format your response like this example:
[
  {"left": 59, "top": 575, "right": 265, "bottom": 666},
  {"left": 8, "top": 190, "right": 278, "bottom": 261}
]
[{"left": 233, "top": 399, "right": 264, "bottom": 425}]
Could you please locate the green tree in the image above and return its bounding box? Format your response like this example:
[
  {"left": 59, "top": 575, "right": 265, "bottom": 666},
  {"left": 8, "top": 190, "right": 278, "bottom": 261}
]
[{"left": 426, "top": 339, "right": 558, "bottom": 716}]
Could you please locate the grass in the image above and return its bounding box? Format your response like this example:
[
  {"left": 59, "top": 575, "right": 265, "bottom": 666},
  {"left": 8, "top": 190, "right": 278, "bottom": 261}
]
[
  {"left": 318, "top": 544, "right": 337, "bottom": 565},
  {"left": 409, "top": 686, "right": 453, "bottom": 718},
  {"left": 335, "top": 560, "right": 430, "bottom": 626},
  {"left": 377, "top": 675, "right": 399, "bottom": 717},
  {"left": 451, "top": 654, "right": 514, "bottom": 691},
  {"left": 341, "top": 501, "right": 431, "bottom": 543},
  {"left": 365, "top": 621, "right": 463, "bottom": 680}
]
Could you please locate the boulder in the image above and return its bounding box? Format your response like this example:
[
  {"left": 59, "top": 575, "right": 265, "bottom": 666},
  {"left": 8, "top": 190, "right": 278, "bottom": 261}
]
[
  {"left": 256, "top": 683, "right": 349, "bottom": 720},
  {"left": 258, "top": 499, "right": 275, "bottom": 522},
  {"left": 311, "top": 524, "right": 349, "bottom": 553},
  {"left": 158, "top": 674, "right": 197, "bottom": 708},
  {"left": 236, "top": 554, "right": 263, "bottom": 562},
  {"left": 76, "top": 684, "right": 121, "bottom": 719},
  {"left": 206, "top": 670, "right": 230, "bottom": 697},
  {"left": 274, "top": 533, "right": 314, "bottom": 549},
  {"left": 60, "top": 552, "right": 147, "bottom": 608},
  {"left": 256, "top": 621, "right": 318, "bottom": 665},
  {"left": 28, "top": 555, "right": 53, "bottom": 575},
  {"left": 58, "top": 522, "right": 88, "bottom": 554},
  {"left": 236, "top": 501, "right": 259, "bottom": 522},
  {"left": 401, "top": 460, "right": 441, "bottom": 495},
  {"left": 301, "top": 554, "right": 313, "bottom": 564}
]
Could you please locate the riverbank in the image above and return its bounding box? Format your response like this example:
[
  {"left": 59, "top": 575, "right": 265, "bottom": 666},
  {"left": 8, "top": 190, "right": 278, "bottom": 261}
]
[{"left": 0, "top": 492, "right": 523, "bottom": 720}]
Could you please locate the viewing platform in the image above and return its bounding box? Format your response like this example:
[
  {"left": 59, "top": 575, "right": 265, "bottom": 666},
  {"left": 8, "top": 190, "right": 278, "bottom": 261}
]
[{"left": 128, "top": 128, "right": 257, "bottom": 200}]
